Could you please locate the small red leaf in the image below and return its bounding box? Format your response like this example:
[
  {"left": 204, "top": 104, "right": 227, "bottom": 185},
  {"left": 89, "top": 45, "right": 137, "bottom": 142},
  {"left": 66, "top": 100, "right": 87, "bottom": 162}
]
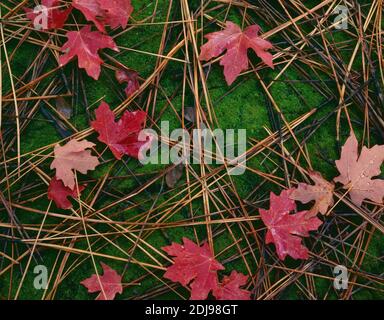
[
  {"left": 47, "top": 177, "right": 85, "bottom": 209},
  {"left": 59, "top": 25, "right": 119, "bottom": 80},
  {"left": 162, "top": 238, "right": 224, "bottom": 300},
  {"left": 91, "top": 101, "right": 153, "bottom": 160},
  {"left": 165, "top": 164, "right": 184, "bottom": 188},
  {"left": 25, "top": 0, "right": 72, "bottom": 30},
  {"left": 259, "top": 190, "right": 323, "bottom": 260},
  {"left": 213, "top": 271, "right": 251, "bottom": 300},
  {"left": 200, "top": 21, "right": 274, "bottom": 85},
  {"left": 81, "top": 262, "right": 123, "bottom": 300},
  {"left": 115, "top": 69, "right": 140, "bottom": 97},
  {"left": 98, "top": 0, "right": 133, "bottom": 30},
  {"left": 73, "top": 0, "right": 133, "bottom": 33}
]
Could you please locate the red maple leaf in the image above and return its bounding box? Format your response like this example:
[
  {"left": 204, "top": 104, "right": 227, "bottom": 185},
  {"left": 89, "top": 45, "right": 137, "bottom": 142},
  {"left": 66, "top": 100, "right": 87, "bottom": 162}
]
[
  {"left": 334, "top": 131, "right": 384, "bottom": 206},
  {"left": 59, "top": 25, "right": 119, "bottom": 80},
  {"left": 162, "top": 238, "right": 224, "bottom": 300},
  {"left": 98, "top": 0, "right": 133, "bottom": 30},
  {"left": 81, "top": 262, "right": 123, "bottom": 300},
  {"left": 259, "top": 190, "right": 323, "bottom": 260},
  {"left": 91, "top": 101, "right": 153, "bottom": 160},
  {"left": 73, "top": 0, "right": 133, "bottom": 33},
  {"left": 115, "top": 69, "right": 140, "bottom": 97},
  {"left": 213, "top": 271, "right": 251, "bottom": 300},
  {"left": 199, "top": 21, "right": 274, "bottom": 85},
  {"left": 47, "top": 177, "right": 85, "bottom": 209},
  {"left": 72, "top": 0, "right": 105, "bottom": 33},
  {"left": 25, "top": 0, "right": 72, "bottom": 30}
]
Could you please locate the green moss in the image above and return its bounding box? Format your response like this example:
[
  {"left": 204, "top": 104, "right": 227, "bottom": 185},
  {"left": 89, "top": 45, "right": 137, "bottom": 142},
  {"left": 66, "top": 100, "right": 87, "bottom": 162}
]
[{"left": 1, "top": 0, "right": 383, "bottom": 301}]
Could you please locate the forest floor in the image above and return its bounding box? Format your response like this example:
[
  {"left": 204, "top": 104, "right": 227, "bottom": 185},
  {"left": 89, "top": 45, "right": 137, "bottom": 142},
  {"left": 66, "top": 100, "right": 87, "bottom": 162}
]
[{"left": 0, "top": 0, "right": 383, "bottom": 300}]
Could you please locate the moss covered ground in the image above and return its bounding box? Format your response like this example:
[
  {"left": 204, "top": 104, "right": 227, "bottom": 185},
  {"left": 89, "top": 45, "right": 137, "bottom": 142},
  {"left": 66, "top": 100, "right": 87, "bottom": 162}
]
[{"left": 0, "top": 0, "right": 383, "bottom": 300}]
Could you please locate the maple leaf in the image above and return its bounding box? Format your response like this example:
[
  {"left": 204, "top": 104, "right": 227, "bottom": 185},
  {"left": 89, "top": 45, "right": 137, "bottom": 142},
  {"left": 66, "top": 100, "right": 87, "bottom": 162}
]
[
  {"left": 259, "top": 190, "right": 323, "bottom": 260},
  {"left": 25, "top": 0, "right": 72, "bottom": 30},
  {"left": 73, "top": 0, "right": 133, "bottom": 33},
  {"left": 213, "top": 271, "right": 251, "bottom": 300},
  {"left": 81, "top": 262, "right": 123, "bottom": 300},
  {"left": 59, "top": 25, "right": 119, "bottom": 80},
  {"left": 72, "top": 0, "right": 106, "bottom": 33},
  {"left": 91, "top": 101, "right": 153, "bottom": 160},
  {"left": 98, "top": 0, "right": 133, "bottom": 30},
  {"left": 162, "top": 238, "right": 224, "bottom": 300},
  {"left": 199, "top": 21, "right": 274, "bottom": 85},
  {"left": 115, "top": 69, "right": 140, "bottom": 97},
  {"left": 50, "top": 139, "right": 100, "bottom": 190},
  {"left": 290, "top": 171, "right": 335, "bottom": 216},
  {"left": 334, "top": 131, "right": 384, "bottom": 207},
  {"left": 48, "top": 177, "right": 85, "bottom": 209}
]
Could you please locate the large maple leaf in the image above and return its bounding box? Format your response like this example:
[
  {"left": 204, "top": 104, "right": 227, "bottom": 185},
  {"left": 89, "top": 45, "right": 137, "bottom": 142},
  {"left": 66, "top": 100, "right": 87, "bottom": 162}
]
[
  {"left": 290, "top": 171, "right": 335, "bottom": 216},
  {"left": 73, "top": 0, "right": 133, "bottom": 33},
  {"left": 213, "top": 271, "right": 251, "bottom": 300},
  {"left": 334, "top": 131, "right": 384, "bottom": 206},
  {"left": 50, "top": 139, "right": 100, "bottom": 190},
  {"left": 91, "top": 101, "right": 152, "bottom": 160},
  {"left": 25, "top": 0, "right": 72, "bottom": 30},
  {"left": 48, "top": 177, "right": 85, "bottom": 209},
  {"left": 59, "top": 25, "right": 119, "bottom": 80},
  {"left": 162, "top": 238, "right": 224, "bottom": 300},
  {"left": 199, "top": 21, "right": 274, "bottom": 85},
  {"left": 259, "top": 190, "right": 323, "bottom": 260},
  {"left": 81, "top": 262, "right": 123, "bottom": 300}
]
